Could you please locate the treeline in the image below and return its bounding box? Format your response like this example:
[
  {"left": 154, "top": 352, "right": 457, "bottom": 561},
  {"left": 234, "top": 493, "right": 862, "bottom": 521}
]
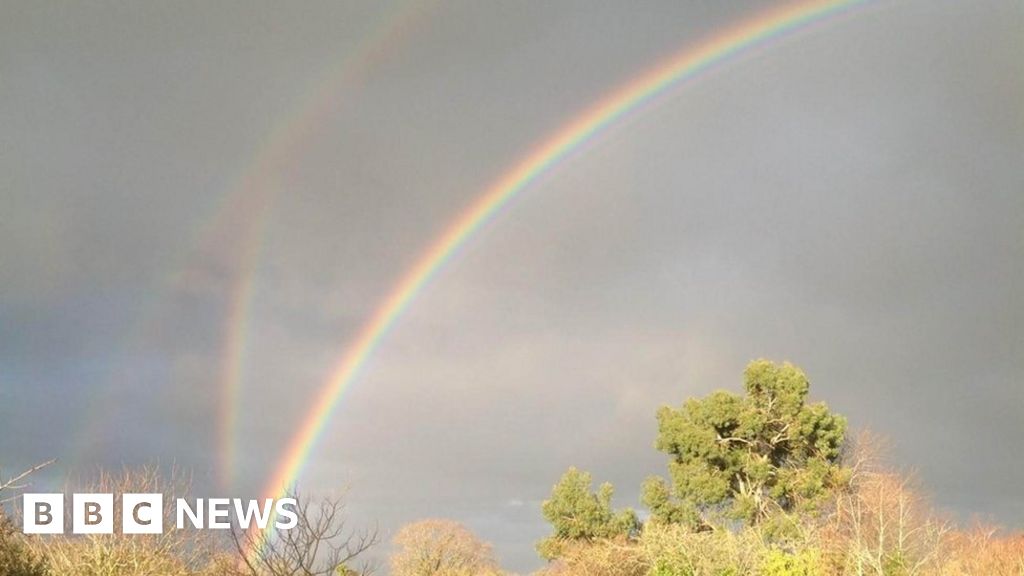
[
  {"left": 532, "top": 360, "right": 1024, "bottom": 575},
  {"left": 2, "top": 360, "right": 1022, "bottom": 575},
  {"left": 0, "top": 469, "right": 499, "bottom": 576},
  {"left": 0, "top": 466, "right": 380, "bottom": 576}
]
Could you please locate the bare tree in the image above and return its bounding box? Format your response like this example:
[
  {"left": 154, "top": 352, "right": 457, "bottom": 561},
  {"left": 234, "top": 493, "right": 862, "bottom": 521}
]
[
  {"left": 825, "top": 434, "right": 950, "bottom": 576},
  {"left": 943, "top": 523, "right": 1024, "bottom": 575},
  {"left": 390, "top": 519, "right": 499, "bottom": 576},
  {"left": 230, "top": 490, "right": 378, "bottom": 576}
]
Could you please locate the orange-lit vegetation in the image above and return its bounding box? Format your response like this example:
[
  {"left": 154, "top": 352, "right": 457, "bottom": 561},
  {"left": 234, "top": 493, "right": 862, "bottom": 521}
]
[
  {"left": 527, "top": 438, "right": 1024, "bottom": 576},
  {"left": 530, "top": 362, "right": 1024, "bottom": 576},
  {"left": 390, "top": 519, "right": 500, "bottom": 576},
  {"left": 2, "top": 360, "right": 1022, "bottom": 575}
]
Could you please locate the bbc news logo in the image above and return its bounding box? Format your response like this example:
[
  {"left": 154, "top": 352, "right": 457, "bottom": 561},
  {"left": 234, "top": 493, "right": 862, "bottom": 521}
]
[{"left": 22, "top": 494, "right": 297, "bottom": 534}]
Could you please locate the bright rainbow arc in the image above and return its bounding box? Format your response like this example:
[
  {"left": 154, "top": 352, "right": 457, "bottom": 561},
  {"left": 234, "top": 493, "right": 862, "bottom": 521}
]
[{"left": 255, "top": 0, "right": 874, "bottom": 538}]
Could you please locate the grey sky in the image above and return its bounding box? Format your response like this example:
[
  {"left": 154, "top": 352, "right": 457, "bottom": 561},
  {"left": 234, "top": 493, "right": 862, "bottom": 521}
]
[{"left": 1, "top": 0, "right": 1021, "bottom": 572}]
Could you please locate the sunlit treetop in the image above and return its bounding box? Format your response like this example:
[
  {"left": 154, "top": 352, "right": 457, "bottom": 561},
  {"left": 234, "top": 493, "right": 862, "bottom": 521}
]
[{"left": 642, "top": 359, "right": 849, "bottom": 533}]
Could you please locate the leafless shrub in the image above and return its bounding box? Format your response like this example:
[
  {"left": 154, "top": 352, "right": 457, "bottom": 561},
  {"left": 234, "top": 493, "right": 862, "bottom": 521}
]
[
  {"left": 390, "top": 519, "right": 500, "bottom": 576},
  {"left": 940, "top": 524, "right": 1024, "bottom": 576},
  {"left": 230, "top": 489, "right": 379, "bottom": 576},
  {"left": 25, "top": 464, "right": 214, "bottom": 576},
  {"left": 824, "top": 434, "right": 950, "bottom": 576}
]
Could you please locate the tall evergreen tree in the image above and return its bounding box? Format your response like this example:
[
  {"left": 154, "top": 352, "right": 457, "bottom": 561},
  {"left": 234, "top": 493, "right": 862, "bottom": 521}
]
[{"left": 642, "top": 360, "right": 848, "bottom": 531}]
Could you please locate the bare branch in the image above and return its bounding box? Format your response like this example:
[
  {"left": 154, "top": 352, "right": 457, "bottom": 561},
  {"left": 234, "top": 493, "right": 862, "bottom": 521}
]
[
  {"left": 0, "top": 459, "right": 56, "bottom": 503},
  {"left": 231, "top": 489, "right": 378, "bottom": 576}
]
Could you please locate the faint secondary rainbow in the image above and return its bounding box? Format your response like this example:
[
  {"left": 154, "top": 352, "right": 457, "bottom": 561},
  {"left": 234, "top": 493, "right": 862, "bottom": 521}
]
[
  {"left": 67, "top": 1, "right": 436, "bottom": 478},
  {"left": 216, "top": 187, "right": 273, "bottom": 490},
  {"left": 214, "top": 0, "right": 436, "bottom": 490},
  {"left": 254, "top": 0, "right": 874, "bottom": 539}
]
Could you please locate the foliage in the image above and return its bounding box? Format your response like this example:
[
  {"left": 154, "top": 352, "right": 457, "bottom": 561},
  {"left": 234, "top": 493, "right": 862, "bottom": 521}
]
[
  {"left": 643, "top": 360, "right": 848, "bottom": 529},
  {"left": 760, "top": 549, "right": 825, "bottom": 576},
  {"left": 535, "top": 538, "right": 647, "bottom": 576},
  {"left": 640, "top": 522, "right": 764, "bottom": 576},
  {"left": 7, "top": 359, "right": 1024, "bottom": 576},
  {"left": 531, "top": 360, "right": 1024, "bottom": 576},
  {"left": 536, "top": 467, "right": 640, "bottom": 560},
  {"left": 940, "top": 526, "right": 1024, "bottom": 576},
  {"left": 0, "top": 514, "right": 47, "bottom": 576},
  {"left": 0, "top": 462, "right": 51, "bottom": 576},
  {"left": 390, "top": 519, "right": 498, "bottom": 576},
  {"left": 534, "top": 522, "right": 766, "bottom": 576}
]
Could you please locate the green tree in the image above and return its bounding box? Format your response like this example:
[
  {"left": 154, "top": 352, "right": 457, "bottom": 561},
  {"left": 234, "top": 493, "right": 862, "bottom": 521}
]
[
  {"left": 537, "top": 468, "right": 639, "bottom": 560},
  {"left": 642, "top": 360, "right": 848, "bottom": 530}
]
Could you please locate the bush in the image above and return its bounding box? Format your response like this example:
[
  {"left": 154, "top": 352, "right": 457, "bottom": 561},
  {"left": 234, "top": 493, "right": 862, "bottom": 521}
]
[
  {"left": 640, "top": 523, "right": 764, "bottom": 576},
  {"left": 940, "top": 527, "right": 1024, "bottom": 576},
  {"left": 23, "top": 466, "right": 211, "bottom": 576},
  {"left": 390, "top": 519, "right": 498, "bottom": 576},
  {"left": 0, "top": 514, "right": 47, "bottom": 576},
  {"left": 759, "top": 549, "right": 824, "bottom": 576},
  {"left": 536, "top": 538, "right": 646, "bottom": 576}
]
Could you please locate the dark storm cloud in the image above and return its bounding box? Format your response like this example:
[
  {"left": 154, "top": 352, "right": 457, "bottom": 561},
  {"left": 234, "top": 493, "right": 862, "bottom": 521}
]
[{"left": 2, "top": 0, "right": 1021, "bottom": 572}]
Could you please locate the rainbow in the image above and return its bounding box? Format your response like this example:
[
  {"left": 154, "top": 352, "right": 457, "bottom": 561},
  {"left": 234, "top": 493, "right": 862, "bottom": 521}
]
[
  {"left": 65, "top": 2, "right": 436, "bottom": 479},
  {"left": 253, "top": 0, "right": 874, "bottom": 541},
  {"left": 214, "top": 0, "right": 435, "bottom": 489},
  {"left": 216, "top": 187, "right": 274, "bottom": 490}
]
